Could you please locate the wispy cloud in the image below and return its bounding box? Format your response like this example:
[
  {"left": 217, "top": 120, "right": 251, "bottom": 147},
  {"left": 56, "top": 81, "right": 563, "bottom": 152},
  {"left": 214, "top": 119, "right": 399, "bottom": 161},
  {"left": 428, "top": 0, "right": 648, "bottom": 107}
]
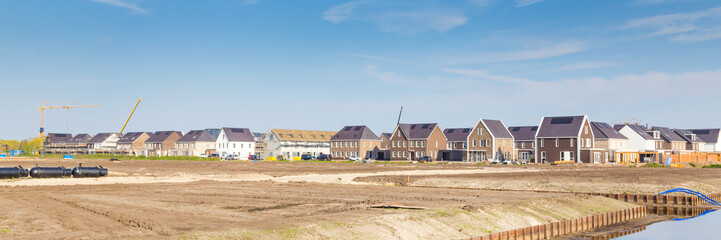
[
  {"left": 671, "top": 26, "right": 721, "bottom": 42},
  {"left": 89, "top": 0, "right": 149, "bottom": 14},
  {"left": 323, "top": 1, "right": 468, "bottom": 33},
  {"left": 621, "top": 6, "right": 721, "bottom": 41},
  {"left": 555, "top": 61, "right": 618, "bottom": 71},
  {"left": 347, "top": 54, "right": 408, "bottom": 63},
  {"left": 443, "top": 41, "right": 588, "bottom": 64},
  {"left": 365, "top": 65, "right": 409, "bottom": 84},
  {"left": 442, "top": 68, "right": 533, "bottom": 85},
  {"left": 515, "top": 0, "right": 544, "bottom": 7}
]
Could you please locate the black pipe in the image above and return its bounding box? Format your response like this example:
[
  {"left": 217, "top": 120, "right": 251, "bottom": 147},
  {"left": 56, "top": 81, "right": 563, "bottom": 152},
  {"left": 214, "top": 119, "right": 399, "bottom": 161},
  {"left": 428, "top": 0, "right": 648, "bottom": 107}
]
[
  {"left": 72, "top": 163, "right": 108, "bottom": 178},
  {"left": 0, "top": 166, "right": 29, "bottom": 179},
  {"left": 29, "top": 164, "right": 72, "bottom": 178}
]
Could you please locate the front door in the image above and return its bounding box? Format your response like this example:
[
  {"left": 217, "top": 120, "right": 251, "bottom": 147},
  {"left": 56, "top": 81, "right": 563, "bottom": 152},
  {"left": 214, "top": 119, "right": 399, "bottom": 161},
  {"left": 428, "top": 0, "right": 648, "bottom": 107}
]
[{"left": 594, "top": 152, "right": 601, "bottom": 164}]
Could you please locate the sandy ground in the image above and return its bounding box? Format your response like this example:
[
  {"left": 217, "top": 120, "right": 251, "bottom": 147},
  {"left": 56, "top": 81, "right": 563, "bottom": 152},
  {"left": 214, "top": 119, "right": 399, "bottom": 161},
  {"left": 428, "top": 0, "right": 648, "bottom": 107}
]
[{"left": 0, "top": 158, "right": 716, "bottom": 239}]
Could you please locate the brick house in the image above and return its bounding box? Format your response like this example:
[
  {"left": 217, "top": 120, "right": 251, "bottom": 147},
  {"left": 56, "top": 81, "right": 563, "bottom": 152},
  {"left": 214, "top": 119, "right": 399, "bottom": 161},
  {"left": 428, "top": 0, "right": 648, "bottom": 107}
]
[
  {"left": 143, "top": 131, "right": 183, "bottom": 157},
  {"left": 116, "top": 132, "right": 150, "bottom": 156},
  {"left": 467, "top": 119, "right": 514, "bottom": 162},
  {"left": 535, "top": 115, "right": 604, "bottom": 164},
  {"left": 591, "top": 122, "right": 629, "bottom": 163},
  {"left": 330, "top": 125, "right": 382, "bottom": 160},
  {"left": 508, "top": 126, "right": 537, "bottom": 163},
  {"left": 649, "top": 126, "right": 687, "bottom": 154},
  {"left": 389, "top": 123, "right": 447, "bottom": 161},
  {"left": 380, "top": 133, "right": 392, "bottom": 150},
  {"left": 674, "top": 129, "right": 705, "bottom": 152},
  {"left": 173, "top": 130, "right": 217, "bottom": 157},
  {"left": 689, "top": 129, "right": 721, "bottom": 152},
  {"left": 442, "top": 128, "right": 470, "bottom": 161}
]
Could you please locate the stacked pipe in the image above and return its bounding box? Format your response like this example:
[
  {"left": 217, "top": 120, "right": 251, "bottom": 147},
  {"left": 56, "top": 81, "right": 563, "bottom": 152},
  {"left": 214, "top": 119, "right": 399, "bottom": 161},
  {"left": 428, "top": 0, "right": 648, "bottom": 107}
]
[{"left": 0, "top": 164, "right": 108, "bottom": 179}]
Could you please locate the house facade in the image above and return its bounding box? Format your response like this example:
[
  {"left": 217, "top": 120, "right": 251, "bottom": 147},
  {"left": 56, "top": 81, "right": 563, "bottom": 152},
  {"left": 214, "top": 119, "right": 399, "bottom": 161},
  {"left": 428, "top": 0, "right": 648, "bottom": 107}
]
[
  {"left": 591, "top": 122, "right": 629, "bottom": 163},
  {"left": 215, "top": 128, "right": 255, "bottom": 160},
  {"left": 87, "top": 133, "right": 122, "bottom": 154},
  {"left": 508, "top": 126, "right": 537, "bottom": 163},
  {"left": 442, "top": 128, "right": 470, "bottom": 161},
  {"left": 380, "top": 133, "right": 392, "bottom": 150},
  {"left": 116, "top": 132, "right": 150, "bottom": 156},
  {"left": 650, "top": 126, "right": 687, "bottom": 153},
  {"left": 674, "top": 129, "right": 705, "bottom": 152},
  {"left": 467, "top": 119, "right": 514, "bottom": 162},
  {"left": 263, "top": 129, "right": 336, "bottom": 160},
  {"left": 690, "top": 129, "right": 721, "bottom": 152},
  {"left": 388, "top": 123, "right": 447, "bottom": 161},
  {"left": 330, "top": 125, "right": 382, "bottom": 160},
  {"left": 173, "top": 130, "right": 217, "bottom": 157},
  {"left": 535, "top": 115, "right": 604, "bottom": 164},
  {"left": 143, "top": 131, "right": 183, "bottom": 157},
  {"left": 43, "top": 133, "right": 72, "bottom": 153}
]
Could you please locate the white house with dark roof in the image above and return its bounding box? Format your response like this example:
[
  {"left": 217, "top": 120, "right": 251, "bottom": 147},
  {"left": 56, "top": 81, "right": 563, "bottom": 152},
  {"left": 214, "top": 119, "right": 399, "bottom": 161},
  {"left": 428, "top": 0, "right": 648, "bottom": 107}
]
[
  {"left": 216, "top": 127, "right": 255, "bottom": 160},
  {"left": 87, "top": 133, "right": 122, "bottom": 154},
  {"left": 689, "top": 129, "right": 721, "bottom": 152},
  {"left": 174, "top": 130, "right": 217, "bottom": 157}
]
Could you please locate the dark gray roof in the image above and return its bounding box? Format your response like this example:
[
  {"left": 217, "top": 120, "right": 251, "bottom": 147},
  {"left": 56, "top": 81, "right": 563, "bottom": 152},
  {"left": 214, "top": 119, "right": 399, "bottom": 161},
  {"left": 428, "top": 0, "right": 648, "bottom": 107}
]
[
  {"left": 674, "top": 129, "right": 705, "bottom": 143},
  {"left": 615, "top": 124, "right": 657, "bottom": 140},
  {"left": 591, "top": 122, "right": 627, "bottom": 140},
  {"left": 222, "top": 128, "right": 254, "bottom": 142},
  {"left": 146, "top": 131, "right": 183, "bottom": 143},
  {"left": 68, "top": 134, "right": 92, "bottom": 143},
  {"left": 252, "top": 132, "right": 266, "bottom": 141},
  {"left": 398, "top": 123, "right": 439, "bottom": 140},
  {"left": 689, "top": 129, "right": 720, "bottom": 143},
  {"left": 381, "top": 133, "right": 392, "bottom": 140},
  {"left": 117, "top": 132, "right": 150, "bottom": 143},
  {"left": 651, "top": 126, "right": 686, "bottom": 142},
  {"left": 205, "top": 128, "right": 221, "bottom": 139},
  {"left": 47, "top": 133, "right": 72, "bottom": 143},
  {"left": 443, "top": 128, "right": 471, "bottom": 142},
  {"left": 178, "top": 130, "right": 216, "bottom": 142},
  {"left": 88, "top": 133, "right": 115, "bottom": 143},
  {"left": 536, "top": 116, "right": 586, "bottom": 138},
  {"left": 482, "top": 119, "right": 513, "bottom": 139},
  {"left": 331, "top": 125, "right": 380, "bottom": 141},
  {"left": 508, "top": 126, "right": 538, "bottom": 141}
]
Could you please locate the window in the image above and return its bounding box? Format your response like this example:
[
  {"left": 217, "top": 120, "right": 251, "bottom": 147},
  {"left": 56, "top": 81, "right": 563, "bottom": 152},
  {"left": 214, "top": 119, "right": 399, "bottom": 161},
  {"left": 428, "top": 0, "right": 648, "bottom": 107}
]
[
  {"left": 522, "top": 142, "right": 526, "bottom": 148},
  {"left": 480, "top": 128, "right": 484, "bottom": 135},
  {"left": 392, "top": 151, "right": 396, "bottom": 157},
  {"left": 541, "top": 139, "right": 544, "bottom": 147},
  {"left": 403, "top": 141, "right": 407, "bottom": 147},
  {"left": 436, "top": 141, "right": 438, "bottom": 148},
  {"left": 555, "top": 138, "right": 559, "bottom": 147},
  {"left": 541, "top": 152, "right": 546, "bottom": 163},
  {"left": 485, "top": 140, "right": 490, "bottom": 147},
  {"left": 403, "top": 151, "right": 407, "bottom": 157},
  {"left": 463, "top": 143, "right": 467, "bottom": 149},
  {"left": 514, "top": 142, "right": 518, "bottom": 148},
  {"left": 447, "top": 143, "right": 451, "bottom": 149},
  {"left": 392, "top": 141, "right": 396, "bottom": 147},
  {"left": 585, "top": 138, "right": 591, "bottom": 147},
  {"left": 473, "top": 140, "right": 477, "bottom": 147},
  {"left": 421, "top": 141, "right": 425, "bottom": 147},
  {"left": 570, "top": 152, "right": 574, "bottom": 160},
  {"left": 570, "top": 139, "right": 574, "bottom": 147},
  {"left": 585, "top": 126, "right": 589, "bottom": 134}
]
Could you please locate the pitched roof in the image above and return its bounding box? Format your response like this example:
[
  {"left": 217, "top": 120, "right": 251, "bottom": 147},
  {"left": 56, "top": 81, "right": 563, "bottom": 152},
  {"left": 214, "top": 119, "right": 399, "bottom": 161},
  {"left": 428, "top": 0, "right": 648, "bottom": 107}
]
[
  {"left": 205, "top": 128, "right": 221, "bottom": 139},
  {"left": 591, "top": 122, "right": 627, "bottom": 140},
  {"left": 674, "top": 129, "right": 705, "bottom": 143},
  {"left": 397, "top": 123, "right": 439, "bottom": 140},
  {"left": 508, "top": 126, "right": 538, "bottom": 141},
  {"left": 221, "top": 128, "right": 254, "bottom": 142},
  {"left": 68, "top": 134, "right": 92, "bottom": 143},
  {"left": 47, "top": 133, "right": 72, "bottom": 143},
  {"left": 117, "top": 132, "right": 150, "bottom": 143},
  {"left": 651, "top": 126, "right": 686, "bottom": 142},
  {"left": 88, "top": 133, "right": 118, "bottom": 143},
  {"left": 381, "top": 133, "right": 392, "bottom": 140},
  {"left": 146, "top": 131, "right": 183, "bottom": 143},
  {"left": 615, "top": 124, "right": 658, "bottom": 140},
  {"left": 689, "top": 129, "right": 720, "bottom": 143},
  {"left": 331, "top": 126, "right": 380, "bottom": 141},
  {"left": 481, "top": 119, "right": 513, "bottom": 139},
  {"left": 443, "top": 128, "right": 471, "bottom": 142},
  {"left": 178, "top": 130, "right": 216, "bottom": 142},
  {"left": 536, "top": 116, "right": 586, "bottom": 138},
  {"left": 270, "top": 129, "right": 337, "bottom": 142}
]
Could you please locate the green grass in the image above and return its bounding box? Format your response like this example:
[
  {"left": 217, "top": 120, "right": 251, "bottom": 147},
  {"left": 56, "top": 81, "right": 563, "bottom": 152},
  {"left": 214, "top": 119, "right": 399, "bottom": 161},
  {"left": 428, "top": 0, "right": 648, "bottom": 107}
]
[
  {"left": 688, "top": 163, "right": 697, "bottom": 168},
  {"left": 642, "top": 163, "right": 665, "bottom": 168},
  {"left": 703, "top": 164, "right": 721, "bottom": 168}
]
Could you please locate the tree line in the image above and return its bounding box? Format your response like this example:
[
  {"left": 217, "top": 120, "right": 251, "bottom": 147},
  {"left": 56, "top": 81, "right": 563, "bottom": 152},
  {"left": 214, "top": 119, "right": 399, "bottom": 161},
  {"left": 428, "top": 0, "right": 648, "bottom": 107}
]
[{"left": 0, "top": 138, "right": 42, "bottom": 153}]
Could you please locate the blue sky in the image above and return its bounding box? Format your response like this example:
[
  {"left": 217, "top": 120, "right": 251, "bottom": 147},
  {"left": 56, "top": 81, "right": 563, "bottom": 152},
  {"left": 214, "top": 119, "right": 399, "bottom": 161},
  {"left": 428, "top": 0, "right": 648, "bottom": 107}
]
[{"left": 1, "top": 0, "right": 721, "bottom": 140}]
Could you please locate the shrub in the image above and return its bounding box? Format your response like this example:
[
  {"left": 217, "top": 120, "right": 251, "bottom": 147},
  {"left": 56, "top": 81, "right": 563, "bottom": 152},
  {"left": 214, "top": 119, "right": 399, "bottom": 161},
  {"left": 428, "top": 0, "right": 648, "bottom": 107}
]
[
  {"left": 642, "top": 163, "right": 665, "bottom": 168},
  {"left": 703, "top": 164, "right": 721, "bottom": 168}
]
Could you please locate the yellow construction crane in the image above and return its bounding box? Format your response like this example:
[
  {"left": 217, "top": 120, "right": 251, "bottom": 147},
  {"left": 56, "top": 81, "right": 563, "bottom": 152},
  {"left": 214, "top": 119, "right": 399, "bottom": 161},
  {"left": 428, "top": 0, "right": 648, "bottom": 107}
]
[
  {"left": 119, "top": 98, "right": 142, "bottom": 134},
  {"left": 37, "top": 101, "right": 101, "bottom": 149}
]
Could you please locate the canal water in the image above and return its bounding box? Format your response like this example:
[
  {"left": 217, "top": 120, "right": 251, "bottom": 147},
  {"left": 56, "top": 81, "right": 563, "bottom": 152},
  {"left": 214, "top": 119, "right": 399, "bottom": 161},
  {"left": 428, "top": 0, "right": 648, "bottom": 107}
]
[{"left": 613, "top": 208, "right": 719, "bottom": 240}]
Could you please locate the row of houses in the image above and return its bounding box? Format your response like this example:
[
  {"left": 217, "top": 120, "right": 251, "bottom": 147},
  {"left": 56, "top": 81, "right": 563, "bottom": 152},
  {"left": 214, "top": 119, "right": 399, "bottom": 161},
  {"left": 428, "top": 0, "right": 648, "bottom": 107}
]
[{"left": 42, "top": 115, "right": 721, "bottom": 163}]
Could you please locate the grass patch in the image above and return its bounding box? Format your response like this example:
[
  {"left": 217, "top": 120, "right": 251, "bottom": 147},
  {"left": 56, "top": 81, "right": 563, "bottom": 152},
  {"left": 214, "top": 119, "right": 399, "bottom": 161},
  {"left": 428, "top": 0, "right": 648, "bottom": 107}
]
[
  {"left": 703, "top": 164, "right": 721, "bottom": 168},
  {"left": 688, "top": 163, "right": 697, "bottom": 168},
  {"left": 642, "top": 163, "right": 665, "bottom": 168}
]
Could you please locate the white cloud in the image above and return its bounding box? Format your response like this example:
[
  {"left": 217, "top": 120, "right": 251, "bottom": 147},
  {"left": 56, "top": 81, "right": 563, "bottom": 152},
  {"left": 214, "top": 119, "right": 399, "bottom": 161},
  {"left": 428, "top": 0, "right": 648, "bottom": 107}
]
[
  {"left": 622, "top": 6, "right": 721, "bottom": 29},
  {"left": 365, "top": 65, "right": 409, "bottom": 84},
  {"left": 467, "top": 0, "right": 498, "bottom": 8},
  {"left": 89, "top": 0, "right": 149, "bottom": 14},
  {"left": 243, "top": 0, "right": 259, "bottom": 5},
  {"left": 444, "top": 41, "right": 588, "bottom": 64},
  {"left": 347, "top": 54, "right": 408, "bottom": 63},
  {"left": 671, "top": 26, "right": 721, "bottom": 42},
  {"left": 556, "top": 61, "right": 618, "bottom": 71},
  {"left": 441, "top": 68, "right": 533, "bottom": 85},
  {"left": 323, "top": 1, "right": 467, "bottom": 33},
  {"left": 515, "top": 0, "right": 544, "bottom": 7}
]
